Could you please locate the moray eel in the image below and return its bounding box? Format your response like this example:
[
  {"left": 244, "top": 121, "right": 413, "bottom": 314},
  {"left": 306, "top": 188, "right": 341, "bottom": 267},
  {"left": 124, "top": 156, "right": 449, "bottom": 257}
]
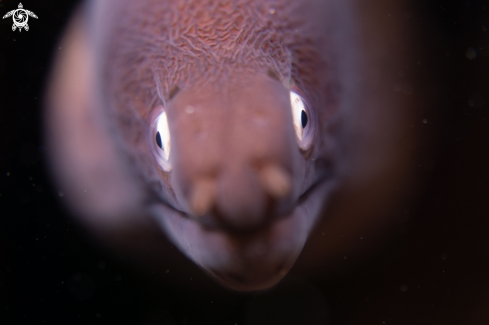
[{"left": 46, "top": 0, "right": 415, "bottom": 291}]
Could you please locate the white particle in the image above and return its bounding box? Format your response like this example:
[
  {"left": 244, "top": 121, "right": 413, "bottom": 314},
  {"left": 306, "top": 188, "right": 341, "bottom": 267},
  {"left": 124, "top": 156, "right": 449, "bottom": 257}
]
[{"left": 185, "top": 106, "right": 194, "bottom": 114}]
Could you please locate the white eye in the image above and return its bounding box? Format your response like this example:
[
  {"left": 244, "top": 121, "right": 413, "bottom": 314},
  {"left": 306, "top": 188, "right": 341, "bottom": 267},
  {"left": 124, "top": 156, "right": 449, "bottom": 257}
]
[
  {"left": 155, "top": 112, "right": 171, "bottom": 160},
  {"left": 148, "top": 105, "right": 172, "bottom": 171},
  {"left": 290, "top": 91, "right": 315, "bottom": 150}
]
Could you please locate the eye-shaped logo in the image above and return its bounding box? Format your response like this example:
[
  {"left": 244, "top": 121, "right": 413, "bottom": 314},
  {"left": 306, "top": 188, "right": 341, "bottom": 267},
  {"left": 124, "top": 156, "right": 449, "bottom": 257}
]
[{"left": 2, "top": 3, "right": 38, "bottom": 32}]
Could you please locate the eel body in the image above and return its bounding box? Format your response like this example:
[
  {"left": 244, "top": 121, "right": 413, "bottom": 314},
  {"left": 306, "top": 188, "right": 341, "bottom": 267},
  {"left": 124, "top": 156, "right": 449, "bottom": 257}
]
[{"left": 46, "top": 0, "right": 416, "bottom": 291}]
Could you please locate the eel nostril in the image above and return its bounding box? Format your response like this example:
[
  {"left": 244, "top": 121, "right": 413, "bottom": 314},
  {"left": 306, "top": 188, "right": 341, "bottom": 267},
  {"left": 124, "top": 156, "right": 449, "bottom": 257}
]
[
  {"left": 258, "top": 163, "right": 292, "bottom": 199},
  {"left": 189, "top": 177, "right": 215, "bottom": 216}
]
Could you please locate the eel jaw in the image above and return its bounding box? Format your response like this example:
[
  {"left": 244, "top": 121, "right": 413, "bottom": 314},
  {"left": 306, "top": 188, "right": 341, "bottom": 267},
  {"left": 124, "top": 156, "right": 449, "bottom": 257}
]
[{"left": 150, "top": 178, "right": 331, "bottom": 291}]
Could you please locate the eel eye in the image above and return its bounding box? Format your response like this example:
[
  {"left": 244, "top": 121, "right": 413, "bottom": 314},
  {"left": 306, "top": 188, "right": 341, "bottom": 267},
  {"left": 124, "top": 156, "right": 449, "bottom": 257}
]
[
  {"left": 148, "top": 105, "right": 172, "bottom": 171},
  {"left": 290, "top": 90, "right": 315, "bottom": 150}
]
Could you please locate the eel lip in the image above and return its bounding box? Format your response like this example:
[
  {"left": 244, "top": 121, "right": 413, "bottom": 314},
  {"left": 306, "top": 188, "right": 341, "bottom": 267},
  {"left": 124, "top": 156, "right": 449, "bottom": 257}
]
[
  {"left": 171, "top": 175, "right": 328, "bottom": 234},
  {"left": 206, "top": 260, "right": 293, "bottom": 291}
]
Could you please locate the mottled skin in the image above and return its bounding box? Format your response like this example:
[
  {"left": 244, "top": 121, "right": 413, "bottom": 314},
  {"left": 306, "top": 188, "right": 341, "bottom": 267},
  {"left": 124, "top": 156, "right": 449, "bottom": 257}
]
[{"left": 46, "top": 0, "right": 415, "bottom": 291}]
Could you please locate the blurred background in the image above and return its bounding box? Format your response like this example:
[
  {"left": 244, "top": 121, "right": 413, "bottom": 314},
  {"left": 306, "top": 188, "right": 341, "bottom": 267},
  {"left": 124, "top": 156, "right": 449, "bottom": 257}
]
[{"left": 1, "top": 0, "right": 489, "bottom": 324}]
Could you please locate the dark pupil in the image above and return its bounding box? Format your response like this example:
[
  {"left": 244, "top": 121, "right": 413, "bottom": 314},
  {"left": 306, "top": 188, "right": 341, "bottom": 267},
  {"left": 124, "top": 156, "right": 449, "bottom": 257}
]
[
  {"left": 301, "top": 110, "right": 308, "bottom": 128},
  {"left": 156, "top": 132, "right": 163, "bottom": 149}
]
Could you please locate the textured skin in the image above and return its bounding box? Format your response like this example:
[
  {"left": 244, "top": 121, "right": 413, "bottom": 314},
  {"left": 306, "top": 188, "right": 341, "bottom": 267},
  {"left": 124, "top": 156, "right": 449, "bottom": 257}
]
[
  {"left": 91, "top": 0, "right": 336, "bottom": 206},
  {"left": 46, "top": 0, "right": 415, "bottom": 291}
]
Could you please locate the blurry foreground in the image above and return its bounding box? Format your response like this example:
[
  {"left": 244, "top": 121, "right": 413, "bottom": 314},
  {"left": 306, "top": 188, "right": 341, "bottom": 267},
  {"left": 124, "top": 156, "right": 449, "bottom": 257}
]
[{"left": 0, "top": 0, "right": 489, "bottom": 324}]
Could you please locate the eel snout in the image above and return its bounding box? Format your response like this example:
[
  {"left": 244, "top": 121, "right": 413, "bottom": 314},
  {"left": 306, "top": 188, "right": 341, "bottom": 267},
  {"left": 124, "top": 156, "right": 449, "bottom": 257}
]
[
  {"left": 188, "top": 162, "right": 292, "bottom": 227},
  {"left": 168, "top": 76, "right": 303, "bottom": 232}
]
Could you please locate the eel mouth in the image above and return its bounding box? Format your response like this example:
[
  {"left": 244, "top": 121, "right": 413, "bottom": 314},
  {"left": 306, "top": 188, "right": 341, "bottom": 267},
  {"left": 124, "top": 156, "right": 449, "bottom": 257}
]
[
  {"left": 152, "top": 177, "right": 331, "bottom": 291},
  {"left": 171, "top": 175, "right": 329, "bottom": 233}
]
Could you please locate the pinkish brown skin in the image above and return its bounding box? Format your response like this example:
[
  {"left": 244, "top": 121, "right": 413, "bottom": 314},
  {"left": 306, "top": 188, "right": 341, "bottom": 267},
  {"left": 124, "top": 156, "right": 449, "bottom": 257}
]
[{"left": 46, "top": 0, "right": 415, "bottom": 291}]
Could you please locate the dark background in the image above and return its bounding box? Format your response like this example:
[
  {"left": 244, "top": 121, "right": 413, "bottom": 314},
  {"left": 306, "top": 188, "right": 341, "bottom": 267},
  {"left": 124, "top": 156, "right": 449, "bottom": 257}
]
[{"left": 1, "top": 0, "right": 489, "bottom": 324}]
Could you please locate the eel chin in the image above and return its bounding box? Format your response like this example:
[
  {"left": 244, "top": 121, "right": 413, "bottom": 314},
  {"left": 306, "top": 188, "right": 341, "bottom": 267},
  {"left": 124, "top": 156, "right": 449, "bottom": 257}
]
[{"left": 151, "top": 180, "right": 332, "bottom": 291}]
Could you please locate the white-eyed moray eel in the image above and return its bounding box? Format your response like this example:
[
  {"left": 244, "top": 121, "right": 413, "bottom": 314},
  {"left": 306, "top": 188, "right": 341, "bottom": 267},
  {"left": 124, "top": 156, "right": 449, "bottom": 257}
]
[{"left": 46, "top": 0, "right": 417, "bottom": 291}]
